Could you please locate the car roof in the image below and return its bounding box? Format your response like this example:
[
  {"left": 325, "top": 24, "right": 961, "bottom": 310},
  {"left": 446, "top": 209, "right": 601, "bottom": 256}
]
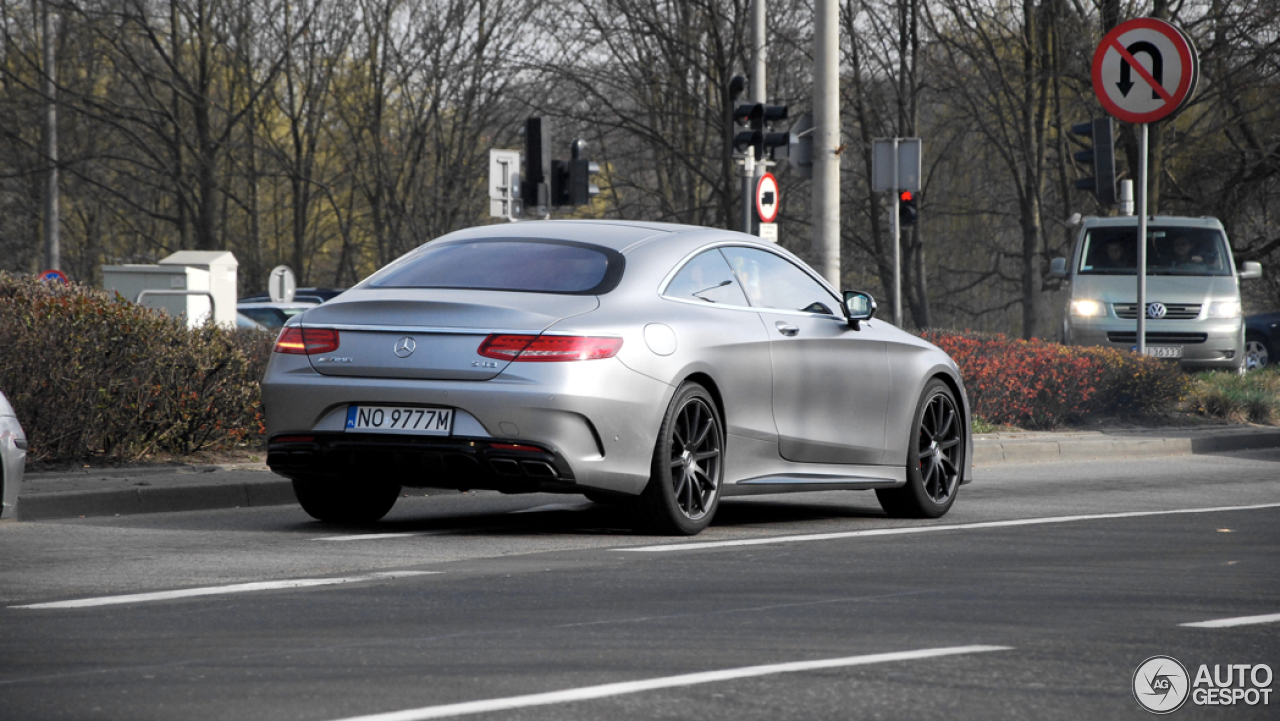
[
  {"left": 1081, "top": 215, "right": 1225, "bottom": 230},
  {"left": 434, "top": 220, "right": 716, "bottom": 253},
  {"left": 237, "top": 301, "right": 319, "bottom": 309}
]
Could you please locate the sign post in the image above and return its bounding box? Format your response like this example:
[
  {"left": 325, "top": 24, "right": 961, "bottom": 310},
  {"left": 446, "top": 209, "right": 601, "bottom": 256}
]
[
  {"left": 872, "top": 138, "right": 922, "bottom": 327},
  {"left": 1091, "top": 18, "right": 1197, "bottom": 357}
]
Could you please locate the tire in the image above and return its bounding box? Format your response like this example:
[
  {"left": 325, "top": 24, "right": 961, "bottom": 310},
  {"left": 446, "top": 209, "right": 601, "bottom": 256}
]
[
  {"left": 636, "top": 382, "right": 723, "bottom": 535},
  {"left": 1246, "top": 334, "right": 1271, "bottom": 371},
  {"left": 292, "top": 475, "right": 400, "bottom": 523},
  {"left": 877, "top": 379, "right": 963, "bottom": 519}
]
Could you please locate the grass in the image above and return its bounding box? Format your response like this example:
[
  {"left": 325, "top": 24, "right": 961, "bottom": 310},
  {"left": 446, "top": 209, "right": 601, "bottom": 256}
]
[{"left": 1186, "top": 366, "right": 1280, "bottom": 424}]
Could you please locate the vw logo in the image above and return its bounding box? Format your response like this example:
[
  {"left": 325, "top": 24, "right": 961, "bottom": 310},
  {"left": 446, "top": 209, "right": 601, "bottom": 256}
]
[
  {"left": 1146, "top": 302, "right": 1167, "bottom": 320},
  {"left": 393, "top": 336, "right": 417, "bottom": 358}
]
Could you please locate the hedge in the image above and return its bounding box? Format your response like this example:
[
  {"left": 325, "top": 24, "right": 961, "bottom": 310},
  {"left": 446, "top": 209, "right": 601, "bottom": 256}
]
[
  {"left": 0, "top": 273, "right": 270, "bottom": 465},
  {"left": 921, "top": 330, "right": 1189, "bottom": 430}
]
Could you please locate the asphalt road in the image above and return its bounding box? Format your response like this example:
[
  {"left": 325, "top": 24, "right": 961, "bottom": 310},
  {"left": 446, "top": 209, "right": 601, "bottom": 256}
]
[{"left": 2, "top": 448, "right": 1278, "bottom": 720}]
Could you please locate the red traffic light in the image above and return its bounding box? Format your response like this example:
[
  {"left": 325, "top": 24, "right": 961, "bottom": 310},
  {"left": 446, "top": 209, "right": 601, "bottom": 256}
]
[{"left": 899, "top": 190, "right": 914, "bottom": 202}]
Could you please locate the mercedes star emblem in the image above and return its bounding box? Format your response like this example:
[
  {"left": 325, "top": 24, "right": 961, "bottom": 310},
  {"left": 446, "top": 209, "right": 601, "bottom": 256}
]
[{"left": 394, "top": 336, "right": 417, "bottom": 358}]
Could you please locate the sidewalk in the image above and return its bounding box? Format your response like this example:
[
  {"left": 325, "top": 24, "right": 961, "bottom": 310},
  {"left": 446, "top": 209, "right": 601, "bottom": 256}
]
[{"left": 11, "top": 424, "right": 1280, "bottom": 521}]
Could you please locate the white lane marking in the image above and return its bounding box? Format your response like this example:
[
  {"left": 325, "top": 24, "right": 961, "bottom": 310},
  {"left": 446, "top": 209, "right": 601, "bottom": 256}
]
[
  {"left": 619, "top": 502, "right": 1280, "bottom": 553},
  {"left": 328, "top": 645, "right": 1011, "bottom": 721},
  {"left": 316, "top": 531, "right": 457, "bottom": 542},
  {"left": 11, "top": 571, "right": 438, "bottom": 610},
  {"left": 1180, "top": 612, "right": 1280, "bottom": 629},
  {"left": 508, "top": 502, "right": 593, "bottom": 515}
]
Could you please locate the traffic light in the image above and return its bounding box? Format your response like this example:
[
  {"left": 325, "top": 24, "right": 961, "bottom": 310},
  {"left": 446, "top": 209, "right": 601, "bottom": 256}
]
[
  {"left": 568, "top": 139, "right": 599, "bottom": 206},
  {"left": 1070, "top": 117, "right": 1117, "bottom": 206},
  {"left": 898, "top": 190, "right": 917, "bottom": 226},
  {"left": 551, "top": 139, "right": 600, "bottom": 207},
  {"left": 521, "top": 117, "right": 552, "bottom": 215},
  {"left": 732, "top": 102, "right": 789, "bottom": 161}
]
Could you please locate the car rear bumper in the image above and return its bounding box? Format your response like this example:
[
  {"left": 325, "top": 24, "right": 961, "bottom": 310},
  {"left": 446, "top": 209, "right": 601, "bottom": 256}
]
[
  {"left": 261, "top": 355, "right": 674, "bottom": 495},
  {"left": 267, "top": 433, "right": 581, "bottom": 494}
]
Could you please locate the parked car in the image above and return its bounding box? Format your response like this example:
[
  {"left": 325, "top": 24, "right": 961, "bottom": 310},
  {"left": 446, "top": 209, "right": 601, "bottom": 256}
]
[
  {"left": 237, "top": 312, "right": 269, "bottom": 331},
  {"left": 262, "top": 221, "right": 973, "bottom": 534},
  {"left": 1050, "top": 215, "right": 1263, "bottom": 372},
  {"left": 1, "top": 390, "right": 28, "bottom": 520},
  {"left": 238, "top": 287, "right": 345, "bottom": 305},
  {"left": 1245, "top": 311, "right": 1280, "bottom": 370},
  {"left": 237, "top": 301, "right": 319, "bottom": 330}
]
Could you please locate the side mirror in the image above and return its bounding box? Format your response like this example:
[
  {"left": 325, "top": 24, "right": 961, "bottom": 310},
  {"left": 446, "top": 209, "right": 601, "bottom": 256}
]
[
  {"left": 842, "top": 290, "right": 877, "bottom": 329},
  {"left": 1048, "top": 257, "right": 1067, "bottom": 279},
  {"left": 1239, "top": 261, "right": 1262, "bottom": 280}
]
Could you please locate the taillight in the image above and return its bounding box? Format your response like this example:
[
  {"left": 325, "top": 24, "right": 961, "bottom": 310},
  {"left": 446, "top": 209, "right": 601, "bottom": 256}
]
[
  {"left": 477, "top": 334, "right": 622, "bottom": 362},
  {"left": 274, "top": 327, "right": 340, "bottom": 355}
]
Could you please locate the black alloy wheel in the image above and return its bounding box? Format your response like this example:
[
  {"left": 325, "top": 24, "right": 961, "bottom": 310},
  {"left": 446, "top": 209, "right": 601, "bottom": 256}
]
[
  {"left": 878, "top": 379, "right": 963, "bottom": 518},
  {"left": 638, "top": 382, "right": 723, "bottom": 535}
]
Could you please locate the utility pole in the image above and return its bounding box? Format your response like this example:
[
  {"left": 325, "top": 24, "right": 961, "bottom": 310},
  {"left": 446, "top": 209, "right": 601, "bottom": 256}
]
[
  {"left": 41, "top": 0, "right": 59, "bottom": 271},
  {"left": 743, "top": 0, "right": 767, "bottom": 236},
  {"left": 812, "top": 0, "right": 840, "bottom": 285}
]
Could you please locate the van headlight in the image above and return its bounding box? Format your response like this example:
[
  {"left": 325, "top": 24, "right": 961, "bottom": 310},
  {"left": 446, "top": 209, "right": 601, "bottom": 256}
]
[
  {"left": 1206, "top": 300, "right": 1241, "bottom": 318},
  {"left": 1070, "top": 299, "right": 1104, "bottom": 317}
]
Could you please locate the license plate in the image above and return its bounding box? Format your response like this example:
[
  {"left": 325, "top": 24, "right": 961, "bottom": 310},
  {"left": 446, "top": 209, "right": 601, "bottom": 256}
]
[
  {"left": 1143, "top": 346, "right": 1183, "bottom": 359},
  {"left": 345, "top": 405, "right": 453, "bottom": 435}
]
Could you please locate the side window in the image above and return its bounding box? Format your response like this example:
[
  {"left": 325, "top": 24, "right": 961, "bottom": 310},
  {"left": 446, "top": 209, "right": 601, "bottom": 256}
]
[
  {"left": 719, "top": 246, "right": 839, "bottom": 315},
  {"left": 663, "top": 249, "right": 751, "bottom": 306}
]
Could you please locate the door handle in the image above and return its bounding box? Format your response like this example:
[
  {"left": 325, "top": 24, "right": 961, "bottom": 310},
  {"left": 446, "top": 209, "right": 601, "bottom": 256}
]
[{"left": 775, "top": 322, "right": 799, "bottom": 337}]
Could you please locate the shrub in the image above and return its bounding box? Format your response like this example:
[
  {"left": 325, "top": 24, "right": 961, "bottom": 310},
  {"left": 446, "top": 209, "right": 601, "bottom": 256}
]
[
  {"left": 1186, "top": 368, "right": 1280, "bottom": 424},
  {"left": 921, "top": 330, "right": 1189, "bottom": 430},
  {"left": 0, "top": 273, "right": 272, "bottom": 465}
]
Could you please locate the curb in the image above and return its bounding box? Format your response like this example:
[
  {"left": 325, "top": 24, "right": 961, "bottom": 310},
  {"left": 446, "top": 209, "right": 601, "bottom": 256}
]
[
  {"left": 16, "top": 479, "right": 296, "bottom": 521},
  {"left": 973, "top": 426, "right": 1280, "bottom": 466}
]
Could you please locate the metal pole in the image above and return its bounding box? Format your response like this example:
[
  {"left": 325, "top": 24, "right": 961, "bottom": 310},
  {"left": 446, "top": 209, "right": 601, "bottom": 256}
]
[
  {"left": 1136, "top": 123, "right": 1148, "bottom": 356},
  {"left": 41, "top": 0, "right": 59, "bottom": 271},
  {"left": 812, "top": 0, "right": 840, "bottom": 285},
  {"left": 892, "top": 139, "right": 902, "bottom": 327},
  {"left": 742, "top": 0, "right": 766, "bottom": 236}
]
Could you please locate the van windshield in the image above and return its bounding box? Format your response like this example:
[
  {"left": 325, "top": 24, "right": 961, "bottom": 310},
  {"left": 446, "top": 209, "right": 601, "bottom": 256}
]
[{"left": 1078, "top": 226, "right": 1233, "bottom": 276}]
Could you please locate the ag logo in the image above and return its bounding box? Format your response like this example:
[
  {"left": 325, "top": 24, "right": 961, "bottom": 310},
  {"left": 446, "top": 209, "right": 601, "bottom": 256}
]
[
  {"left": 1134, "top": 655, "right": 1190, "bottom": 714},
  {"left": 1147, "top": 302, "right": 1168, "bottom": 320}
]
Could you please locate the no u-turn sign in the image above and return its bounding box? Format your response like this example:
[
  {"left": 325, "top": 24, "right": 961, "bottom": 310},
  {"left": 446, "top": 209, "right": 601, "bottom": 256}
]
[{"left": 1092, "top": 18, "right": 1198, "bottom": 124}]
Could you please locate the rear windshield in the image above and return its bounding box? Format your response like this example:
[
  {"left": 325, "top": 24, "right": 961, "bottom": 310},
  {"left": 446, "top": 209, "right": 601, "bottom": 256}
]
[
  {"left": 367, "top": 239, "right": 624, "bottom": 295},
  {"left": 1079, "top": 226, "right": 1233, "bottom": 276}
]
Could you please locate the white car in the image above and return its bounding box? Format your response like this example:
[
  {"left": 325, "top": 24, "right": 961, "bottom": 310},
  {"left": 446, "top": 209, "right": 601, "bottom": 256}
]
[{"left": 1, "top": 390, "right": 28, "bottom": 520}]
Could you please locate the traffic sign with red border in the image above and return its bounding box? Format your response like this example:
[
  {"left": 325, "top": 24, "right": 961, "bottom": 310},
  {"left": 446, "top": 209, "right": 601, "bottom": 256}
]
[
  {"left": 40, "top": 269, "right": 68, "bottom": 284},
  {"left": 756, "top": 173, "right": 779, "bottom": 224},
  {"left": 1091, "top": 18, "right": 1197, "bottom": 124}
]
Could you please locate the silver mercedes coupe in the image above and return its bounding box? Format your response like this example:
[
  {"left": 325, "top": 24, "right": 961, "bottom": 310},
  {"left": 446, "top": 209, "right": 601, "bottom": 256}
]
[{"left": 262, "top": 221, "right": 972, "bottom": 534}]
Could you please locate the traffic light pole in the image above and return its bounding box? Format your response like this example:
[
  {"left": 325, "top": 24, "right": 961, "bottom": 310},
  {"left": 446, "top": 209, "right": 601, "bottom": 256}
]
[{"left": 892, "top": 138, "right": 902, "bottom": 328}]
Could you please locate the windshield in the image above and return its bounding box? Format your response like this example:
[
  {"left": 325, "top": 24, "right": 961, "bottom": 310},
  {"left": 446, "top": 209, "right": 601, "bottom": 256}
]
[
  {"left": 367, "top": 239, "right": 624, "bottom": 295},
  {"left": 1078, "top": 226, "right": 1233, "bottom": 276}
]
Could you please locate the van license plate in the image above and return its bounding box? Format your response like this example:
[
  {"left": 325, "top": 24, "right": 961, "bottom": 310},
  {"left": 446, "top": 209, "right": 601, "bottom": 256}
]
[
  {"left": 345, "top": 406, "right": 453, "bottom": 435},
  {"left": 1143, "top": 346, "right": 1182, "bottom": 359}
]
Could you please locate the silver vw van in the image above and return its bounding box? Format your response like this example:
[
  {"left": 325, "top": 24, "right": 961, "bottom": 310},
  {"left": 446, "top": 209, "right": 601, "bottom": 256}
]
[{"left": 1050, "top": 215, "right": 1263, "bottom": 372}]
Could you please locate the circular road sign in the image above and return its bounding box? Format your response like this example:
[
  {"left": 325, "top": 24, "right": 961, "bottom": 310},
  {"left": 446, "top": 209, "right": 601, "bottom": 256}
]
[
  {"left": 756, "top": 172, "right": 780, "bottom": 224},
  {"left": 40, "top": 269, "right": 68, "bottom": 284},
  {"left": 1092, "top": 18, "right": 1197, "bottom": 124},
  {"left": 268, "top": 265, "right": 297, "bottom": 303}
]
